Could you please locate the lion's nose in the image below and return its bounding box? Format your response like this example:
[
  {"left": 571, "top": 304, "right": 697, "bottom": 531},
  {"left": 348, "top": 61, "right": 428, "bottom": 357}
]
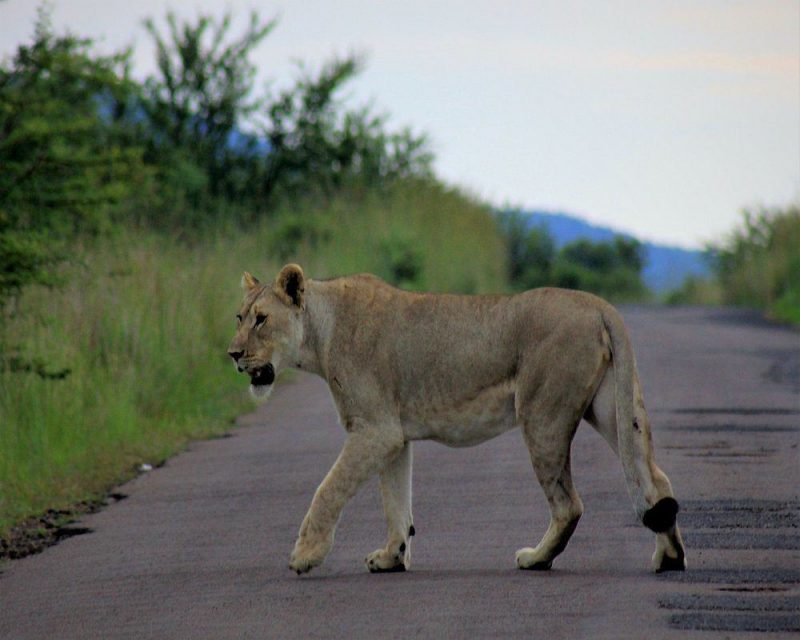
[{"left": 228, "top": 350, "right": 244, "bottom": 362}]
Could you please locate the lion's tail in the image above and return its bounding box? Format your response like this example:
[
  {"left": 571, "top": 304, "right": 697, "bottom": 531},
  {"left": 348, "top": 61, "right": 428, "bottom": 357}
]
[{"left": 601, "top": 306, "right": 679, "bottom": 533}]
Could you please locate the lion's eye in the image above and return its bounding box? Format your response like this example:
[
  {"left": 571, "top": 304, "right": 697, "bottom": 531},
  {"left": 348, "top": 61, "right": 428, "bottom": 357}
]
[
  {"left": 254, "top": 313, "right": 267, "bottom": 328},
  {"left": 236, "top": 314, "right": 242, "bottom": 324}
]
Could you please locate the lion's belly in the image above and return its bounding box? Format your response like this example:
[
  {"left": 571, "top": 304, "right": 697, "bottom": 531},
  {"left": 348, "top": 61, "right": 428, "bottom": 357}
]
[{"left": 401, "top": 380, "right": 518, "bottom": 447}]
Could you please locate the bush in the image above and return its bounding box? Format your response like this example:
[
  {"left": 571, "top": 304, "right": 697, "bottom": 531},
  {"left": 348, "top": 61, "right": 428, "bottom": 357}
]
[
  {"left": 137, "top": 11, "right": 432, "bottom": 228},
  {"left": 553, "top": 237, "right": 649, "bottom": 301},
  {"left": 378, "top": 236, "right": 423, "bottom": 287},
  {"left": 710, "top": 205, "right": 800, "bottom": 323},
  {"left": 497, "top": 211, "right": 555, "bottom": 291}
]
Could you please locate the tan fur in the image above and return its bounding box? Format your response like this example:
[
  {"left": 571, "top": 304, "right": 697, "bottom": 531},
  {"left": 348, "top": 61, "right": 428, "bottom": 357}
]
[{"left": 228, "top": 264, "right": 686, "bottom": 575}]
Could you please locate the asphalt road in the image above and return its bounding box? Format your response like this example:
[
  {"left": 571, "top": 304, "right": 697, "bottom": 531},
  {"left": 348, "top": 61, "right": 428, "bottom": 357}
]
[{"left": 1, "top": 306, "right": 798, "bottom": 639}]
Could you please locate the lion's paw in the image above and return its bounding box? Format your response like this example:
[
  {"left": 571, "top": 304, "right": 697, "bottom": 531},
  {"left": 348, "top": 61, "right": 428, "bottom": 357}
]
[
  {"left": 652, "top": 546, "right": 686, "bottom": 573},
  {"left": 365, "top": 546, "right": 407, "bottom": 573},
  {"left": 289, "top": 536, "right": 331, "bottom": 575},
  {"left": 515, "top": 547, "right": 553, "bottom": 571}
]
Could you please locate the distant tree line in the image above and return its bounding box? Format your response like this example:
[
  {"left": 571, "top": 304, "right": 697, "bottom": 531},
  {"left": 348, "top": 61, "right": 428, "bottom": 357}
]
[{"left": 497, "top": 211, "right": 649, "bottom": 301}]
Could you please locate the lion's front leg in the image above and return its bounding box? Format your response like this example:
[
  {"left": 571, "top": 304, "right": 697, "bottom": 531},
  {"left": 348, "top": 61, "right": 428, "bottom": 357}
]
[
  {"left": 366, "top": 442, "right": 413, "bottom": 573},
  {"left": 290, "top": 420, "right": 403, "bottom": 575}
]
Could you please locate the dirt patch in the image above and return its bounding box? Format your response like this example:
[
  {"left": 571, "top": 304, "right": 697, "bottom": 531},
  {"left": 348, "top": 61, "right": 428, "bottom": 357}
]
[{"left": 0, "top": 493, "right": 127, "bottom": 562}]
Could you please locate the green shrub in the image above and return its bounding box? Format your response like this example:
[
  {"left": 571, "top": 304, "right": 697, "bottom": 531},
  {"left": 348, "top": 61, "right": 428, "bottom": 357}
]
[
  {"left": 377, "top": 236, "right": 423, "bottom": 287},
  {"left": 711, "top": 205, "right": 800, "bottom": 323}
]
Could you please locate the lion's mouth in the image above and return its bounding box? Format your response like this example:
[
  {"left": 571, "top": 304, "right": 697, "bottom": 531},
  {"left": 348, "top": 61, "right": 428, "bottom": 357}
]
[{"left": 249, "top": 363, "right": 275, "bottom": 386}]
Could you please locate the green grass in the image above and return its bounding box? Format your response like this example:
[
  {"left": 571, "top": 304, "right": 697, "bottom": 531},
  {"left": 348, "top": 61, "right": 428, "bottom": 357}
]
[
  {"left": 266, "top": 179, "right": 507, "bottom": 293},
  {"left": 0, "top": 235, "right": 263, "bottom": 534},
  {"left": 0, "top": 182, "right": 507, "bottom": 537}
]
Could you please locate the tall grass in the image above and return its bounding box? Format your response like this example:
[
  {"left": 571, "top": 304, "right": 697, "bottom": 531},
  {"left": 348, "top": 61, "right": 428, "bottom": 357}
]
[
  {"left": 266, "top": 179, "right": 507, "bottom": 293},
  {"left": 0, "top": 235, "right": 265, "bottom": 534},
  {"left": 0, "top": 183, "right": 507, "bottom": 536}
]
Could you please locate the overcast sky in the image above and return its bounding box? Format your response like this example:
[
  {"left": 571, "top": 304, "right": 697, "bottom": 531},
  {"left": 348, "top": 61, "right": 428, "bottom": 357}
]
[{"left": 1, "top": 1, "right": 797, "bottom": 248}]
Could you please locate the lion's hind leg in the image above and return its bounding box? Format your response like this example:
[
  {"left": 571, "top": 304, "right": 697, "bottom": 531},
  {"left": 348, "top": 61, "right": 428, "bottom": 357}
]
[
  {"left": 586, "top": 369, "right": 686, "bottom": 572},
  {"left": 365, "top": 442, "right": 414, "bottom": 573},
  {"left": 516, "top": 417, "right": 584, "bottom": 571}
]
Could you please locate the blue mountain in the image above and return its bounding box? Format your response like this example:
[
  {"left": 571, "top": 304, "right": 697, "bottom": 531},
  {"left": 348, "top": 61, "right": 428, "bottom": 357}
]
[{"left": 518, "top": 210, "right": 709, "bottom": 293}]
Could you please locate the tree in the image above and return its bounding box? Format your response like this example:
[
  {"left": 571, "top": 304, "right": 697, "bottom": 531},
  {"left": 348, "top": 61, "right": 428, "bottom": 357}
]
[
  {"left": 140, "top": 11, "right": 432, "bottom": 221},
  {"left": 496, "top": 211, "right": 649, "bottom": 300},
  {"left": 0, "top": 8, "right": 142, "bottom": 311},
  {"left": 142, "top": 11, "right": 276, "bottom": 201},
  {"left": 497, "top": 211, "right": 555, "bottom": 290},
  {"left": 554, "top": 236, "right": 648, "bottom": 301},
  {"left": 262, "top": 56, "right": 432, "bottom": 202}
]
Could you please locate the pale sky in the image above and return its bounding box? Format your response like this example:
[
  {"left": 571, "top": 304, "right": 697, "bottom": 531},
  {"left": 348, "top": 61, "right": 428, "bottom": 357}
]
[{"left": 2, "top": 1, "right": 798, "bottom": 248}]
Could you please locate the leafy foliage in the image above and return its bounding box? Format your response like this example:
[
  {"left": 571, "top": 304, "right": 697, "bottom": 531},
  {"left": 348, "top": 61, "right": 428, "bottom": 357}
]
[
  {"left": 710, "top": 205, "right": 800, "bottom": 323},
  {"left": 138, "top": 12, "right": 431, "bottom": 226},
  {"left": 0, "top": 9, "right": 144, "bottom": 311},
  {"left": 663, "top": 275, "right": 721, "bottom": 306},
  {"left": 142, "top": 11, "right": 275, "bottom": 204},
  {"left": 1, "top": 6, "right": 438, "bottom": 308},
  {"left": 263, "top": 56, "right": 432, "bottom": 201},
  {"left": 498, "top": 211, "right": 649, "bottom": 301},
  {"left": 497, "top": 211, "right": 555, "bottom": 290},
  {"left": 377, "top": 236, "right": 423, "bottom": 288},
  {"left": 552, "top": 236, "right": 648, "bottom": 301}
]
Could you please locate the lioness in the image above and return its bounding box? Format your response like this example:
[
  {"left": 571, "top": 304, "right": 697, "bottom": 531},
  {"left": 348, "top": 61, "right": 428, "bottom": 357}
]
[{"left": 228, "top": 264, "right": 686, "bottom": 575}]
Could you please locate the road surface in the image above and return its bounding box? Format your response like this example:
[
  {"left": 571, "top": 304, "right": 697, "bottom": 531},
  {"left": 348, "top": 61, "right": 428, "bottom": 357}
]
[{"left": 1, "top": 306, "right": 798, "bottom": 639}]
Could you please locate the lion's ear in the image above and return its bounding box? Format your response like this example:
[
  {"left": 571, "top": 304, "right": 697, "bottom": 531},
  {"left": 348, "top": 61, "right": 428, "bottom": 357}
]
[
  {"left": 274, "top": 263, "right": 305, "bottom": 309},
  {"left": 241, "top": 271, "right": 260, "bottom": 292}
]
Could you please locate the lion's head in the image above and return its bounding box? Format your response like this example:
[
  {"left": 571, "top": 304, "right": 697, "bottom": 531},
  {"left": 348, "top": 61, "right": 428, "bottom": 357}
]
[{"left": 227, "top": 263, "right": 306, "bottom": 399}]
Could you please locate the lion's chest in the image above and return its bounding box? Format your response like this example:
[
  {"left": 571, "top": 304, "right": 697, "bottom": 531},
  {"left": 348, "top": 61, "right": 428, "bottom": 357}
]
[{"left": 401, "top": 380, "right": 518, "bottom": 447}]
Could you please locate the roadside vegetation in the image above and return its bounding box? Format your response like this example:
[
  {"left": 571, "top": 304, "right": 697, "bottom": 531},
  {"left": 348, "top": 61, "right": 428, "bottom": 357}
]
[
  {"left": 666, "top": 206, "right": 800, "bottom": 325},
  {"left": 0, "top": 7, "right": 662, "bottom": 541},
  {"left": 0, "top": 8, "right": 508, "bottom": 539}
]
